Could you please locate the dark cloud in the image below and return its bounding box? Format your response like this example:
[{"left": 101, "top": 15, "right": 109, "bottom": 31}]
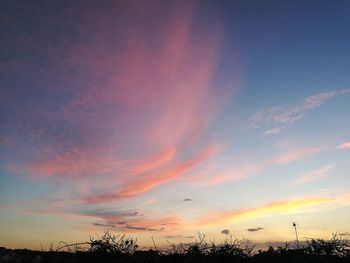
[
  {"left": 166, "top": 235, "right": 194, "bottom": 239},
  {"left": 183, "top": 198, "right": 192, "bottom": 202},
  {"left": 124, "top": 225, "right": 159, "bottom": 231},
  {"left": 70, "top": 204, "right": 178, "bottom": 233},
  {"left": 93, "top": 222, "right": 163, "bottom": 232},
  {"left": 70, "top": 207, "right": 141, "bottom": 220},
  {"left": 247, "top": 227, "right": 263, "bottom": 232},
  {"left": 221, "top": 229, "right": 230, "bottom": 235},
  {"left": 93, "top": 222, "right": 116, "bottom": 228}
]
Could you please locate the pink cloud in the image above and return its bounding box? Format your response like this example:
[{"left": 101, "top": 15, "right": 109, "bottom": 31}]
[
  {"left": 84, "top": 144, "right": 219, "bottom": 203},
  {"left": 189, "top": 163, "right": 261, "bottom": 186},
  {"left": 269, "top": 147, "right": 320, "bottom": 165},
  {"left": 21, "top": 145, "right": 122, "bottom": 178},
  {"left": 5, "top": 1, "right": 233, "bottom": 202},
  {"left": 185, "top": 144, "right": 321, "bottom": 187},
  {"left": 128, "top": 147, "right": 176, "bottom": 175},
  {"left": 292, "top": 164, "right": 336, "bottom": 185},
  {"left": 142, "top": 197, "right": 158, "bottom": 206},
  {"left": 336, "top": 141, "right": 350, "bottom": 150}
]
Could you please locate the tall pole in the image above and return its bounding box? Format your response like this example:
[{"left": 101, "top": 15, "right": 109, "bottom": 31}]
[{"left": 293, "top": 222, "right": 300, "bottom": 249}]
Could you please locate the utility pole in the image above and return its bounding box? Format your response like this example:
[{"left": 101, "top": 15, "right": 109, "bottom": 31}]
[{"left": 293, "top": 222, "right": 300, "bottom": 249}]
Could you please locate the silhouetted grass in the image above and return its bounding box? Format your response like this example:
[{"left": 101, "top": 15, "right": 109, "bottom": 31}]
[{"left": 0, "top": 231, "right": 349, "bottom": 262}]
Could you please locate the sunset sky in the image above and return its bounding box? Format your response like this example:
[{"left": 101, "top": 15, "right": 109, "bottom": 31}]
[{"left": 1, "top": 0, "right": 350, "bottom": 250}]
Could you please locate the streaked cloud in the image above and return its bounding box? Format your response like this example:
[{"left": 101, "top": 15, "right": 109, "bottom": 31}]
[
  {"left": 336, "top": 141, "right": 350, "bottom": 150},
  {"left": 264, "top": 127, "right": 281, "bottom": 136},
  {"left": 193, "top": 163, "right": 261, "bottom": 186},
  {"left": 143, "top": 197, "right": 158, "bottom": 206},
  {"left": 191, "top": 146, "right": 320, "bottom": 186},
  {"left": 83, "top": 144, "right": 219, "bottom": 203},
  {"left": 292, "top": 164, "right": 336, "bottom": 185},
  {"left": 1, "top": 0, "right": 350, "bottom": 250},
  {"left": 250, "top": 89, "right": 350, "bottom": 134},
  {"left": 196, "top": 196, "right": 335, "bottom": 226},
  {"left": 3, "top": 1, "right": 231, "bottom": 204},
  {"left": 269, "top": 147, "right": 320, "bottom": 165}
]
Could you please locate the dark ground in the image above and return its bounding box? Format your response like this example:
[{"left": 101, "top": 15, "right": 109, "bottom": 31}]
[{"left": 1, "top": 246, "right": 350, "bottom": 263}]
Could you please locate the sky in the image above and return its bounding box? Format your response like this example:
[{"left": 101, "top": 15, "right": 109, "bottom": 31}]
[{"left": 1, "top": 0, "right": 350, "bottom": 250}]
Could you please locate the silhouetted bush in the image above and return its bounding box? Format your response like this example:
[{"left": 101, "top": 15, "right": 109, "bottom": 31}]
[
  {"left": 303, "top": 233, "right": 350, "bottom": 257},
  {"left": 1, "top": 232, "right": 349, "bottom": 262},
  {"left": 88, "top": 231, "right": 138, "bottom": 255},
  {"left": 254, "top": 234, "right": 350, "bottom": 263}
]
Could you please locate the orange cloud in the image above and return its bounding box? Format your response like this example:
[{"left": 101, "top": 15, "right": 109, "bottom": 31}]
[{"left": 196, "top": 196, "right": 335, "bottom": 227}]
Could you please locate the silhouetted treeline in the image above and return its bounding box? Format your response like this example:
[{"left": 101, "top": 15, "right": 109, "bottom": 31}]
[{"left": 1, "top": 232, "right": 349, "bottom": 263}]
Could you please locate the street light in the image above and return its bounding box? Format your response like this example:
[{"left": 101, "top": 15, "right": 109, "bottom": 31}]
[{"left": 293, "top": 222, "right": 300, "bottom": 249}]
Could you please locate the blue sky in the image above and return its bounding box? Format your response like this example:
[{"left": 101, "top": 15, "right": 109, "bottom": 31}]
[{"left": 1, "top": 0, "right": 350, "bottom": 249}]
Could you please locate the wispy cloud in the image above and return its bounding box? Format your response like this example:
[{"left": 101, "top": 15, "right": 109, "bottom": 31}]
[
  {"left": 269, "top": 147, "right": 320, "bottom": 165},
  {"left": 250, "top": 89, "right": 350, "bottom": 134},
  {"left": 336, "top": 141, "right": 350, "bottom": 150},
  {"left": 3, "top": 1, "right": 232, "bottom": 204},
  {"left": 264, "top": 128, "right": 281, "bottom": 136},
  {"left": 190, "top": 146, "right": 320, "bottom": 186},
  {"left": 196, "top": 196, "right": 335, "bottom": 226},
  {"left": 292, "top": 164, "right": 336, "bottom": 185},
  {"left": 196, "top": 163, "right": 261, "bottom": 186},
  {"left": 83, "top": 144, "right": 219, "bottom": 203},
  {"left": 143, "top": 197, "right": 158, "bottom": 206}
]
